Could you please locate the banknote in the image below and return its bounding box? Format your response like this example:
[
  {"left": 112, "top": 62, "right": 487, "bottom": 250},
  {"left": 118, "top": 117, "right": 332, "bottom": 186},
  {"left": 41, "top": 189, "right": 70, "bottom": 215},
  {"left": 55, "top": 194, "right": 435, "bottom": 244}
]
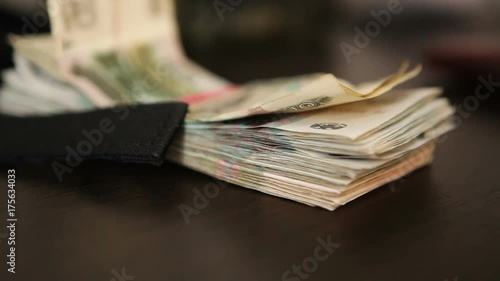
[
  {"left": 8, "top": 0, "right": 188, "bottom": 107},
  {"left": 185, "top": 62, "right": 422, "bottom": 122},
  {"left": 47, "top": 0, "right": 181, "bottom": 56},
  {"left": 8, "top": 0, "right": 421, "bottom": 117},
  {"left": 167, "top": 138, "right": 436, "bottom": 210},
  {"left": 0, "top": 54, "right": 94, "bottom": 115},
  {"left": 167, "top": 87, "right": 456, "bottom": 209}
]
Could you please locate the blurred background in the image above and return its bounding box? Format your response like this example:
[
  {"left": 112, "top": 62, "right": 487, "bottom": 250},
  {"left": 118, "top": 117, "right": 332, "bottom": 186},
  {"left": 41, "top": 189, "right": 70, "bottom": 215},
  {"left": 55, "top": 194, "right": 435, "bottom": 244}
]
[{"left": 0, "top": 0, "right": 499, "bottom": 88}]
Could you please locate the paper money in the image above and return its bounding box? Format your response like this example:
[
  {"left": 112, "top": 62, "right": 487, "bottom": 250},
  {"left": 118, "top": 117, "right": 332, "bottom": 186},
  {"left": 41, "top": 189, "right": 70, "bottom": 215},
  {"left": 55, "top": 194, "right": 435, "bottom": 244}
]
[
  {"left": 168, "top": 88, "right": 455, "bottom": 210},
  {"left": 6, "top": 0, "right": 421, "bottom": 116},
  {"left": 185, "top": 62, "right": 421, "bottom": 122},
  {"left": 6, "top": 0, "right": 200, "bottom": 107},
  {"left": 168, "top": 142, "right": 436, "bottom": 210},
  {"left": 0, "top": 54, "right": 93, "bottom": 115},
  {"left": 47, "top": 0, "right": 181, "bottom": 56}
]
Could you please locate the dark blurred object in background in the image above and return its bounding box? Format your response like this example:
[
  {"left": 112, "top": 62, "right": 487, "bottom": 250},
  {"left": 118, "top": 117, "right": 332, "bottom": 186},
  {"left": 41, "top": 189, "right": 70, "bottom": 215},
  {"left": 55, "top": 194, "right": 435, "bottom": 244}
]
[
  {"left": 426, "top": 36, "right": 500, "bottom": 80},
  {"left": 0, "top": 0, "right": 50, "bottom": 70},
  {"left": 176, "top": 0, "right": 337, "bottom": 81},
  {"left": 177, "top": 0, "right": 335, "bottom": 54}
]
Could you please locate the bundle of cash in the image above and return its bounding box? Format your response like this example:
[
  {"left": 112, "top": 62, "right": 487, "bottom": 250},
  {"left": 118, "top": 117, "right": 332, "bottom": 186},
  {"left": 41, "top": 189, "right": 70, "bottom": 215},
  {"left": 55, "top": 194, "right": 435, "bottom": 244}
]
[
  {"left": 169, "top": 87, "right": 454, "bottom": 210},
  {"left": 0, "top": 0, "right": 455, "bottom": 210}
]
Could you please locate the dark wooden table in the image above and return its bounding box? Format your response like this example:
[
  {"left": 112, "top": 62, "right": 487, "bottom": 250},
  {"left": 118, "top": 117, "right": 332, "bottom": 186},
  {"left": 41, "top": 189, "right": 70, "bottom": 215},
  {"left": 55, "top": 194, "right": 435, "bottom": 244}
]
[
  {"left": 1, "top": 75, "right": 499, "bottom": 281},
  {"left": 0, "top": 11, "right": 499, "bottom": 279}
]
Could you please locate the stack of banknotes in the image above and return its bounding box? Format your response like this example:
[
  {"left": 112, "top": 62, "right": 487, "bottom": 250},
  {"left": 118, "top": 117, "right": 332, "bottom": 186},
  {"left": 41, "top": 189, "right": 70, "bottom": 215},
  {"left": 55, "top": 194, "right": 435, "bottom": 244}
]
[{"left": 0, "top": 0, "right": 455, "bottom": 210}]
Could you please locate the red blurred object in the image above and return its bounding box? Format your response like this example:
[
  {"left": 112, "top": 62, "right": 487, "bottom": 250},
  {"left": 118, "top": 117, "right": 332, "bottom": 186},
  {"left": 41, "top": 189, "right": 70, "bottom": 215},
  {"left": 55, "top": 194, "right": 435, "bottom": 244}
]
[{"left": 426, "top": 36, "right": 500, "bottom": 77}]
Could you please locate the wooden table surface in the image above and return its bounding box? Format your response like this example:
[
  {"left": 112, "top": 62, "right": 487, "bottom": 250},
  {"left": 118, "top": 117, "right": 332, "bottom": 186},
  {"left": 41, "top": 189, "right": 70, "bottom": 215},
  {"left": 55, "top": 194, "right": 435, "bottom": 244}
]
[
  {"left": 0, "top": 10, "right": 499, "bottom": 279},
  {"left": 0, "top": 76, "right": 499, "bottom": 281}
]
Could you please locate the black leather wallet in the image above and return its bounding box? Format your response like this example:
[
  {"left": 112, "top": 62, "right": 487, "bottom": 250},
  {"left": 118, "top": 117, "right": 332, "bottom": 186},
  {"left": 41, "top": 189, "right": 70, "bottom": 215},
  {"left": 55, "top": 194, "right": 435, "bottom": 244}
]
[{"left": 0, "top": 102, "right": 187, "bottom": 166}]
